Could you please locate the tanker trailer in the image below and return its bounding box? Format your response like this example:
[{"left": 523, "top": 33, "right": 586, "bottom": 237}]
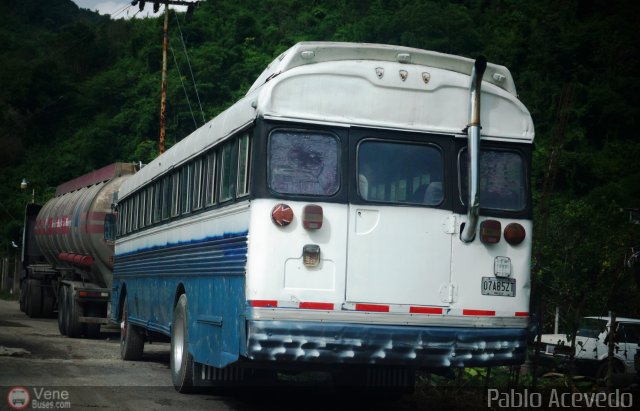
[{"left": 21, "top": 163, "right": 136, "bottom": 338}]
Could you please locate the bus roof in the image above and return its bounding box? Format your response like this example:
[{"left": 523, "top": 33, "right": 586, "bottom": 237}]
[
  {"left": 252, "top": 42, "right": 533, "bottom": 143},
  {"left": 249, "top": 42, "right": 518, "bottom": 96}
]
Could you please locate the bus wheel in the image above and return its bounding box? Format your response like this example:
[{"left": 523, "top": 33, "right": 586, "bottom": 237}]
[
  {"left": 58, "top": 286, "right": 67, "bottom": 335},
  {"left": 120, "top": 296, "right": 144, "bottom": 360},
  {"left": 65, "top": 286, "right": 83, "bottom": 338},
  {"left": 171, "top": 294, "right": 195, "bottom": 393}
]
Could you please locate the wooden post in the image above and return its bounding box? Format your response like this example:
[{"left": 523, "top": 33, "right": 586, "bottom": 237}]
[{"left": 159, "top": 1, "right": 169, "bottom": 155}]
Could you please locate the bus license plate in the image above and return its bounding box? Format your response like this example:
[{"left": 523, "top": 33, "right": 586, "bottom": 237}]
[{"left": 481, "top": 277, "right": 516, "bottom": 297}]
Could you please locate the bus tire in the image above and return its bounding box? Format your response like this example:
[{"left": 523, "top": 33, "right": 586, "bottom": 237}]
[
  {"left": 171, "top": 294, "right": 195, "bottom": 393},
  {"left": 26, "top": 279, "right": 42, "bottom": 318},
  {"left": 120, "top": 296, "right": 144, "bottom": 360},
  {"left": 65, "top": 286, "right": 83, "bottom": 338},
  {"left": 58, "top": 286, "right": 67, "bottom": 335}
]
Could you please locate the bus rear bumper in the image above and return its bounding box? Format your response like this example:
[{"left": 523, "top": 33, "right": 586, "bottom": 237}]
[{"left": 246, "top": 320, "right": 527, "bottom": 368}]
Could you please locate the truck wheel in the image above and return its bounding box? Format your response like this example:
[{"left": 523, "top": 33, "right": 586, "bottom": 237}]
[
  {"left": 19, "top": 281, "right": 27, "bottom": 312},
  {"left": 26, "top": 279, "right": 42, "bottom": 318},
  {"left": 84, "top": 304, "right": 102, "bottom": 339},
  {"left": 65, "top": 286, "right": 83, "bottom": 338},
  {"left": 171, "top": 294, "right": 195, "bottom": 393},
  {"left": 120, "top": 296, "right": 144, "bottom": 360},
  {"left": 41, "top": 287, "right": 55, "bottom": 318},
  {"left": 58, "top": 286, "right": 68, "bottom": 335}
]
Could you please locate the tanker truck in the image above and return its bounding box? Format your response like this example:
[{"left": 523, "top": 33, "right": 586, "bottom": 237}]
[{"left": 20, "top": 163, "right": 137, "bottom": 338}]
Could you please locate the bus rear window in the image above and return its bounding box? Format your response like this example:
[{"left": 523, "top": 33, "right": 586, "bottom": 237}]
[
  {"left": 459, "top": 149, "right": 527, "bottom": 211},
  {"left": 268, "top": 130, "right": 339, "bottom": 196},
  {"left": 358, "top": 141, "right": 444, "bottom": 206}
]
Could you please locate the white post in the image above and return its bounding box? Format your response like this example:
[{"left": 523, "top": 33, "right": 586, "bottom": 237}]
[
  {"left": 554, "top": 306, "right": 559, "bottom": 334},
  {"left": 1, "top": 257, "right": 7, "bottom": 292},
  {"left": 13, "top": 254, "right": 20, "bottom": 295}
]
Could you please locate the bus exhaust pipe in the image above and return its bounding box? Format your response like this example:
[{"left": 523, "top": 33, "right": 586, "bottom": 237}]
[{"left": 461, "top": 56, "right": 487, "bottom": 243}]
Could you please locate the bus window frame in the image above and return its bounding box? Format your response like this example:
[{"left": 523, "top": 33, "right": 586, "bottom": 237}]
[
  {"left": 347, "top": 128, "right": 453, "bottom": 209},
  {"left": 355, "top": 138, "right": 446, "bottom": 207},
  {"left": 237, "top": 134, "right": 251, "bottom": 198},
  {"left": 219, "top": 139, "right": 237, "bottom": 203},
  {"left": 266, "top": 128, "right": 342, "bottom": 198},
  {"left": 454, "top": 140, "right": 532, "bottom": 219}
]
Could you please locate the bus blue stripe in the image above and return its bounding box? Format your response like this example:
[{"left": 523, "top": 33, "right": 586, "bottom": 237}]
[{"left": 114, "top": 231, "right": 248, "bottom": 278}]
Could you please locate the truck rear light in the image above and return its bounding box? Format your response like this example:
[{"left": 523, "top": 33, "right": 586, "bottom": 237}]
[
  {"left": 271, "top": 203, "right": 293, "bottom": 227},
  {"left": 303, "top": 204, "right": 323, "bottom": 230},
  {"left": 479, "top": 219, "right": 501, "bottom": 244},
  {"left": 302, "top": 244, "right": 320, "bottom": 267},
  {"left": 78, "top": 290, "right": 108, "bottom": 298},
  {"left": 504, "top": 223, "right": 526, "bottom": 245}
]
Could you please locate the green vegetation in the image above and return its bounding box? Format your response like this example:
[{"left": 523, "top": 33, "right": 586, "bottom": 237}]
[{"left": 0, "top": 0, "right": 639, "bottom": 323}]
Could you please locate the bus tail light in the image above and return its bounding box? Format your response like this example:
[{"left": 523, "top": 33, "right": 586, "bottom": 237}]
[
  {"left": 303, "top": 244, "right": 320, "bottom": 267},
  {"left": 504, "top": 223, "right": 526, "bottom": 245},
  {"left": 303, "top": 204, "right": 323, "bottom": 230},
  {"left": 480, "top": 220, "right": 501, "bottom": 244},
  {"left": 271, "top": 204, "right": 293, "bottom": 227}
]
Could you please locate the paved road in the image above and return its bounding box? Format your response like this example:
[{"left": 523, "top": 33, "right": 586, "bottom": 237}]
[{"left": 0, "top": 299, "right": 427, "bottom": 410}]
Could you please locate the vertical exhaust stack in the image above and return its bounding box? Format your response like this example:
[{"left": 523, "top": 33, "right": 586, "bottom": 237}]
[{"left": 460, "top": 56, "right": 487, "bottom": 243}]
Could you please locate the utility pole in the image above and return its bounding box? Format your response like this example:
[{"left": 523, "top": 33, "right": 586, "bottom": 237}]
[
  {"left": 160, "top": 1, "right": 169, "bottom": 154},
  {"left": 131, "top": 0, "right": 200, "bottom": 155}
]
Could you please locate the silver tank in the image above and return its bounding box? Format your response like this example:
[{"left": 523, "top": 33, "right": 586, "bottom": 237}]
[{"left": 34, "top": 163, "right": 136, "bottom": 288}]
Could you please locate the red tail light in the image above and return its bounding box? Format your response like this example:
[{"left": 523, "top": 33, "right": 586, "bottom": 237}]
[
  {"left": 271, "top": 204, "right": 293, "bottom": 227},
  {"left": 303, "top": 204, "right": 323, "bottom": 230},
  {"left": 480, "top": 219, "right": 501, "bottom": 244},
  {"left": 504, "top": 223, "right": 526, "bottom": 245}
]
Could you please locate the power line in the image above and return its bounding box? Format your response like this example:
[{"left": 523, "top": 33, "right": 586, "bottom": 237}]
[
  {"left": 169, "top": 42, "right": 199, "bottom": 129},
  {"left": 172, "top": 9, "right": 206, "bottom": 125}
]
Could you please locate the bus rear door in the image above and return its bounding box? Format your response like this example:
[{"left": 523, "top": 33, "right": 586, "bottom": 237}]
[{"left": 345, "top": 135, "right": 453, "bottom": 308}]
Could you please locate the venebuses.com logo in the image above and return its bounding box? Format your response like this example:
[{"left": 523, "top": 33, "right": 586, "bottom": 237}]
[
  {"left": 6, "top": 387, "right": 30, "bottom": 410},
  {"left": 6, "top": 386, "right": 71, "bottom": 410}
]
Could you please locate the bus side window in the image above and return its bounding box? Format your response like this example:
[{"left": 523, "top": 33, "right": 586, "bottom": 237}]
[
  {"left": 237, "top": 134, "right": 251, "bottom": 197},
  {"left": 192, "top": 157, "right": 204, "bottom": 210},
  {"left": 171, "top": 172, "right": 180, "bottom": 217},
  {"left": 204, "top": 151, "right": 217, "bottom": 206},
  {"left": 220, "top": 141, "right": 236, "bottom": 202}
]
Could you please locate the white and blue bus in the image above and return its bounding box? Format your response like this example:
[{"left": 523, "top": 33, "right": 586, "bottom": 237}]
[{"left": 112, "top": 42, "right": 534, "bottom": 392}]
